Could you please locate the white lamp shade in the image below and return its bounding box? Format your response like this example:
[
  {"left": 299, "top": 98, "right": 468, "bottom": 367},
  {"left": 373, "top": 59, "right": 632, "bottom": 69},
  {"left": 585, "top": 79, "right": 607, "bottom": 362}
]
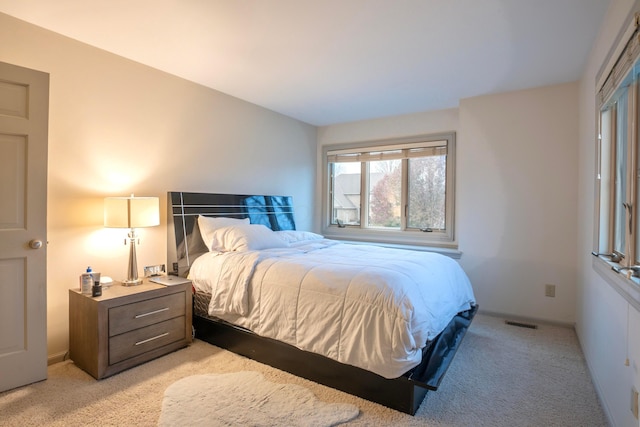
[{"left": 104, "top": 196, "right": 160, "bottom": 228}]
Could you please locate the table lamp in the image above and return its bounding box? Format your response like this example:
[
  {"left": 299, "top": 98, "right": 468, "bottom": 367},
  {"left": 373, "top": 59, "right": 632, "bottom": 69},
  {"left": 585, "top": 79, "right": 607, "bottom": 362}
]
[{"left": 104, "top": 194, "right": 160, "bottom": 285}]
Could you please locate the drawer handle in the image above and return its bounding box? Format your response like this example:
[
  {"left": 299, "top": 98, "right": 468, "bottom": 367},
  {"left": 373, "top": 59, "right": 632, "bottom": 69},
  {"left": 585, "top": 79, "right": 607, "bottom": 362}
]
[
  {"left": 135, "top": 332, "right": 169, "bottom": 346},
  {"left": 135, "top": 307, "right": 169, "bottom": 319}
]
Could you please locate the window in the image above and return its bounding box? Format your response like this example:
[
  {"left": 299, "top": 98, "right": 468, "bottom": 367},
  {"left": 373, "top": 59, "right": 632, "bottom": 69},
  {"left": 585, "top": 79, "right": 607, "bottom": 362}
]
[
  {"left": 595, "top": 14, "right": 640, "bottom": 273},
  {"left": 322, "top": 133, "right": 456, "bottom": 248}
]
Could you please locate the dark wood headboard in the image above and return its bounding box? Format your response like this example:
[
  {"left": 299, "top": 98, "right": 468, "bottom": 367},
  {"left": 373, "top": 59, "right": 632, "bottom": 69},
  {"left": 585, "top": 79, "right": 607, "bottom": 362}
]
[{"left": 167, "top": 191, "right": 296, "bottom": 277}]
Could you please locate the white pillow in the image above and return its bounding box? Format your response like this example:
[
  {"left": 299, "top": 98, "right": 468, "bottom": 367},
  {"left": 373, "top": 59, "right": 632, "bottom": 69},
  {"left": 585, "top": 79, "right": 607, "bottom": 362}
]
[
  {"left": 198, "top": 215, "right": 250, "bottom": 251},
  {"left": 211, "top": 223, "right": 290, "bottom": 252},
  {"left": 274, "top": 230, "right": 324, "bottom": 243}
]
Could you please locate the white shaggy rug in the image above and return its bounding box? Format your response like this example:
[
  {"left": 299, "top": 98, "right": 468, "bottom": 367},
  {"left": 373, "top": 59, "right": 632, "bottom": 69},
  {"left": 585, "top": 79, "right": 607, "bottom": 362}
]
[{"left": 158, "top": 371, "right": 360, "bottom": 426}]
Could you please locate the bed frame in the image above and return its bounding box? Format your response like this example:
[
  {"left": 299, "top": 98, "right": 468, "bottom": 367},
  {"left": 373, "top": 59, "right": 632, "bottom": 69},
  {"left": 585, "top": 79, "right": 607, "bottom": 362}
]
[{"left": 167, "top": 191, "right": 477, "bottom": 415}]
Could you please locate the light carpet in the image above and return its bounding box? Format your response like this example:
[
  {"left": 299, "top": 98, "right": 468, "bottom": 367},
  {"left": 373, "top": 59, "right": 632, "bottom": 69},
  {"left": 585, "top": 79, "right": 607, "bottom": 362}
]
[
  {"left": 158, "top": 371, "right": 359, "bottom": 426},
  {"left": 0, "top": 314, "right": 609, "bottom": 426}
]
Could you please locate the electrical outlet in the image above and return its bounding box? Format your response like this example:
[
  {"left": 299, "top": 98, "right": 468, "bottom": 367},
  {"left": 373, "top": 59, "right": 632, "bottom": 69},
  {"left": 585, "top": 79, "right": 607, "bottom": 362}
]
[
  {"left": 144, "top": 264, "right": 166, "bottom": 277},
  {"left": 632, "top": 387, "right": 639, "bottom": 419},
  {"left": 545, "top": 284, "right": 556, "bottom": 298}
]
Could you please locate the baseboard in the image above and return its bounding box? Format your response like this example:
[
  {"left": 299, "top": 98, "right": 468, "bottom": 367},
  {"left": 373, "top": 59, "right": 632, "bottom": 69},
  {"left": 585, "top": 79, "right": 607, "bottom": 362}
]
[
  {"left": 573, "top": 327, "right": 615, "bottom": 427},
  {"left": 48, "top": 350, "right": 68, "bottom": 366}
]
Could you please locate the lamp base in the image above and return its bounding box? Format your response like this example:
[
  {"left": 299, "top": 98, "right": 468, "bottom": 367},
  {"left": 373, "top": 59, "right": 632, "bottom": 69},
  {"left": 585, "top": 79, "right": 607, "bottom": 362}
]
[
  {"left": 122, "top": 278, "right": 143, "bottom": 286},
  {"left": 123, "top": 229, "right": 142, "bottom": 286}
]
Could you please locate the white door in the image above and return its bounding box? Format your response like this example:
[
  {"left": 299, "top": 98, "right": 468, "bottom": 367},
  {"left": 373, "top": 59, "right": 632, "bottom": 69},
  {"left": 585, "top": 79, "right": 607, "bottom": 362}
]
[{"left": 0, "top": 61, "right": 49, "bottom": 392}]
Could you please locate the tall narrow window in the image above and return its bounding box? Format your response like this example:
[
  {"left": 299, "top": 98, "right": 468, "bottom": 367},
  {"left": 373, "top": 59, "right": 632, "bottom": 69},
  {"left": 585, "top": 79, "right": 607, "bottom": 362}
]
[
  {"left": 614, "top": 89, "right": 628, "bottom": 256},
  {"left": 407, "top": 152, "right": 447, "bottom": 230},
  {"left": 368, "top": 159, "right": 401, "bottom": 228},
  {"left": 597, "top": 109, "right": 612, "bottom": 254},
  {"left": 593, "top": 7, "right": 640, "bottom": 309},
  {"left": 331, "top": 161, "right": 361, "bottom": 226},
  {"left": 595, "top": 15, "right": 640, "bottom": 268}
]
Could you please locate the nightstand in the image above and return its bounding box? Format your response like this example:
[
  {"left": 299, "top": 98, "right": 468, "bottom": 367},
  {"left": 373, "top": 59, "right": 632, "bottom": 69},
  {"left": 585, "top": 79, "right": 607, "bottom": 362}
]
[{"left": 69, "top": 279, "right": 192, "bottom": 379}]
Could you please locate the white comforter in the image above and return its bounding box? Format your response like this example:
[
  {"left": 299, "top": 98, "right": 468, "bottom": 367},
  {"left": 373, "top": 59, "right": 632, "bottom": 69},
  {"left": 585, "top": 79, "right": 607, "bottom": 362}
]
[{"left": 189, "top": 239, "right": 475, "bottom": 379}]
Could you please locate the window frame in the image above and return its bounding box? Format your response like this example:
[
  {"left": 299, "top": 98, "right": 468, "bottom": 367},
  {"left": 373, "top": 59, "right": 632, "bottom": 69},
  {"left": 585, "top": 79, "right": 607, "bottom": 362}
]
[
  {"left": 593, "top": 7, "right": 640, "bottom": 311},
  {"left": 321, "top": 132, "right": 457, "bottom": 249},
  {"left": 599, "top": 85, "right": 637, "bottom": 265}
]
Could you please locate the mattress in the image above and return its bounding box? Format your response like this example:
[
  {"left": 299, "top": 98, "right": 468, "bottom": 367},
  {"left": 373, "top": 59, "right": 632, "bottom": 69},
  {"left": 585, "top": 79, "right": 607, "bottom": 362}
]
[{"left": 188, "top": 238, "right": 475, "bottom": 379}]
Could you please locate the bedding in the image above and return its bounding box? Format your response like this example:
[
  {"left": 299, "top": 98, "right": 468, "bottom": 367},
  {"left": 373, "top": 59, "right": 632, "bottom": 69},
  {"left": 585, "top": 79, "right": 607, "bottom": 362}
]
[
  {"left": 197, "top": 215, "right": 250, "bottom": 251},
  {"left": 209, "top": 223, "right": 290, "bottom": 252},
  {"left": 274, "top": 230, "right": 324, "bottom": 243},
  {"left": 188, "top": 232, "right": 475, "bottom": 379}
]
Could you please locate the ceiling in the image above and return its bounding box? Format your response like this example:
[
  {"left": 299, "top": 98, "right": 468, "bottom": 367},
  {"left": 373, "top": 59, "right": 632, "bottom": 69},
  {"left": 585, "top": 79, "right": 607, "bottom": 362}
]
[{"left": 0, "top": 0, "right": 610, "bottom": 126}]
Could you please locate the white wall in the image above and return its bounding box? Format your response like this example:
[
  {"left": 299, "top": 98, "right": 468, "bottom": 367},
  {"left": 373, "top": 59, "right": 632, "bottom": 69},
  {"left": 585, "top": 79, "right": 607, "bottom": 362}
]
[
  {"left": 577, "top": 1, "right": 640, "bottom": 426},
  {"left": 0, "top": 13, "right": 317, "bottom": 360},
  {"left": 458, "top": 84, "right": 579, "bottom": 324},
  {"left": 318, "top": 83, "right": 579, "bottom": 325}
]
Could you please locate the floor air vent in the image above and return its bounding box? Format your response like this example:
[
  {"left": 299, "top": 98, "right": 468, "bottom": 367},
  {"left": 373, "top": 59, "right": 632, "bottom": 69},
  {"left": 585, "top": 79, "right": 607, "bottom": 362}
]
[{"left": 504, "top": 320, "right": 538, "bottom": 329}]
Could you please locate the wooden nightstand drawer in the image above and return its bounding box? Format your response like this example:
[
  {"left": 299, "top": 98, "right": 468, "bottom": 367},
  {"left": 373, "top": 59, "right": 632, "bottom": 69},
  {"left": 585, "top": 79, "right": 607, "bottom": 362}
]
[
  {"left": 69, "top": 280, "right": 192, "bottom": 379},
  {"left": 109, "top": 292, "right": 185, "bottom": 336},
  {"left": 109, "top": 316, "right": 186, "bottom": 365}
]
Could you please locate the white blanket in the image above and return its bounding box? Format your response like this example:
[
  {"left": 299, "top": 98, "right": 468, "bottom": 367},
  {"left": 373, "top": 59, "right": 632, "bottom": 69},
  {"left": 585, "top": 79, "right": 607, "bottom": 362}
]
[
  {"left": 208, "top": 251, "right": 260, "bottom": 317},
  {"left": 189, "top": 240, "right": 475, "bottom": 379}
]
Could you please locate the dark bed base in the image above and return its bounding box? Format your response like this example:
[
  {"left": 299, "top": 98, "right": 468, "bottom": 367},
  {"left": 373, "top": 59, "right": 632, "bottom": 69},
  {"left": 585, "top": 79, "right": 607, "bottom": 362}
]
[
  {"left": 193, "top": 304, "right": 477, "bottom": 415},
  {"left": 167, "top": 191, "right": 477, "bottom": 415}
]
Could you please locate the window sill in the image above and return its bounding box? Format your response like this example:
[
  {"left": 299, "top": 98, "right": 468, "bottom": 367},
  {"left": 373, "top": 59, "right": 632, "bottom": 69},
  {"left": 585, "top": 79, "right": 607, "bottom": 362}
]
[
  {"left": 327, "top": 237, "right": 462, "bottom": 259},
  {"left": 592, "top": 255, "right": 640, "bottom": 311},
  {"left": 322, "top": 227, "right": 456, "bottom": 251}
]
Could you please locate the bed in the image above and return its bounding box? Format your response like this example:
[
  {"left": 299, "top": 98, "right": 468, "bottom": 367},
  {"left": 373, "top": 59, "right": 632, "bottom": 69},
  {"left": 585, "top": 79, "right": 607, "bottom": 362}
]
[{"left": 167, "top": 191, "right": 477, "bottom": 415}]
